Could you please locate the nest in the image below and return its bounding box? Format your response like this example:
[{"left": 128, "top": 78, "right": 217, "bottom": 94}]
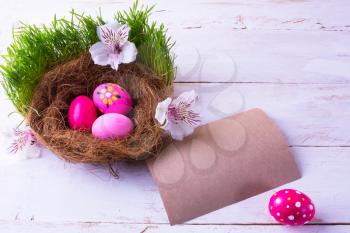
[{"left": 27, "top": 53, "right": 172, "bottom": 163}]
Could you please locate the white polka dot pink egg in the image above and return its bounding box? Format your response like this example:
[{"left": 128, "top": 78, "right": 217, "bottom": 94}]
[{"left": 269, "top": 189, "right": 315, "bottom": 226}]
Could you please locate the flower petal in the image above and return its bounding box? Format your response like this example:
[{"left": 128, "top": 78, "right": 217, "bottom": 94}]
[
  {"left": 112, "top": 57, "right": 120, "bottom": 70},
  {"left": 89, "top": 42, "right": 111, "bottom": 66},
  {"left": 107, "top": 21, "right": 122, "bottom": 31},
  {"left": 121, "top": 41, "right": 137, "bottom": 63},
  {"left": 172, "top": 90, "right": 198, "bottom": 107},
  {"left": 20, "top": 144, "right": 42, "bottom": 159},
  {"left": 106, "top": 53, "right": 121, "bottom": 70},
  {"left": 97, "top": 23, "right": 121, "bottom": 43},
  {"left": 97, "top": 25, "right": 107, "bottom": 42},
  {"left": 0, "top": 127, "right": 41, "bottom": 165},
  {"left": 89, "top": 42, "right": 109, "bottom": 55},
  {"left": 116, "top": 24, "right": 131, "bottom": 46},
  {"left": 168, "top": 90, "right": 201, "bottom": 125},
  {"left": 155, "top": 98, "right": 172, "bottom": 128},
  {"left": 167, "top": 121, "right": 195, "bottom": 141},
  {"left": 97, "top": 23, "right": 130, "bottom": 47}
]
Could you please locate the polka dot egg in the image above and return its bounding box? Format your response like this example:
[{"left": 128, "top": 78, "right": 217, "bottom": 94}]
[
  {"left": 269, "top": 189, "right": 315, "bottom": 226},
  {"left": 93, "top": 83, "right": 133, "bottom": 115}
]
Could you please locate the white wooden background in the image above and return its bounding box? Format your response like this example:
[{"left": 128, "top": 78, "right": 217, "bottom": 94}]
[{"left": 1, "top": 0, "right": 350, "bottom": 232}]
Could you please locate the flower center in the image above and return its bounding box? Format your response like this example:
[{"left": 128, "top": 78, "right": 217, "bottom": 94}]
[
  {"left": 100, "top": 25, "right": 129, "bottom": 54},
  {"left": 168, "top": 102, "right": 200, "bottom": 125},
  {"left": 113, "top": 44, "right": 122, "bottom": 54},
  {"left": 105, "top": 92, "right": 112, "bottom": 98}
]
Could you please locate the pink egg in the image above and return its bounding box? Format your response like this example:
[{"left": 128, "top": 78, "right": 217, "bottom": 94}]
[
  {"left": 93, "top": 83, "right": 133, "bottom": 115},
  {"left": 269, "top": 189, "right": 315, "bottom": 226},
  {"left": 92, "top": 113, "right": 134, "bottom": 140},
  {"left": 68, "top": 96, "right": 97, "bottom": 131}
]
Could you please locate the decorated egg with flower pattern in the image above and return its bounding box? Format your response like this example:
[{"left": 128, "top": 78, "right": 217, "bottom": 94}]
[
  {"left": 269, "top": 189, "right": 315, "bottom": 226},
  {"left": 93, "top": 83, "right": 133, "bottom": 115}
]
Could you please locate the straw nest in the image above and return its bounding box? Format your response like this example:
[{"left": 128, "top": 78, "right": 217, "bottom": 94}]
[{"left": 27, "top": 53, "right": 172, "bottom": 163}]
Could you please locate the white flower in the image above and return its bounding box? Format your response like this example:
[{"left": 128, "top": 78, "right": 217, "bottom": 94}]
[
  {"left": 0, "top": 126, "right": 41, "bottom": 165},
  {"left": 89, "top": 22, "right": 137, "bottom": 71},
  {"left": 155, "top": 90, "right": 201, "bottom": 140}
]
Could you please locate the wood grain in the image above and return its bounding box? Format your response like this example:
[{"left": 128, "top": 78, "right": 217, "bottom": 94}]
[
  {"left": 0, "top": 0, "right": 349, "bottom": 232},
  {"left": 173, "top": 30, "right": 350, "bottom": 83},
  {"left": 0, "top": 147, "right": 349, "bottom": 224},
  {"left": 1, "top": 83, "right": 349, "bottom": 147},
  {"left": 1, "top": 1, "right": 350, "bottom": 84},
  {"left": 1, "top": 221, "right": 350, "bottom": 233},
  {"left": 176, "top": 83, "right": 350, "bottom": 147}
]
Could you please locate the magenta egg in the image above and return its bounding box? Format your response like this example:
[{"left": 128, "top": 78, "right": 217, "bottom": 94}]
[
  {"left": 68, "top": 96, "right": 97, "bottom": 131},
  {"left": 269, "top": 189, "right": 315, "bottom": 226},
  {"left": 93, "top": 83, "right": 133, "bottom": 115},
  {"left": 92, "top": 113, "right": 134, "bottom": 140}
]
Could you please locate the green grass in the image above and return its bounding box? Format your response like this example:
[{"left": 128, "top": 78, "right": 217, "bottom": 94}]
[
  {"left": 116, "top": 1, "right": 176, "bottom": 85},
  {"left": 1, "top": 0, "right": 175, "bottom": 115}
]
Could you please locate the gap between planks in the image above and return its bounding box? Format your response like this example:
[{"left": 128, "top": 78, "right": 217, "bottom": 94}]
[
  {"left": 290, "top": 145, "right": 350, "bottom": 148},
  {"left": 174, "top": 81, "right": 350, "bottom": 85},
  {"left": 2, "top": 220, "right": 350, "bottom": 226}
]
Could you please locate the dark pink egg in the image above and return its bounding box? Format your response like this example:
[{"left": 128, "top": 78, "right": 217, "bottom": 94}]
[
  {"left": 269, "top": 189, "right": 315, "bottom": 226},
  {"left": 68, "top": 96, "right": 97, "bottom": 131}
]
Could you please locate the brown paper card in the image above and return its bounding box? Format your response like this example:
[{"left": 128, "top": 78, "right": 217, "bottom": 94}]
[{"left": 147, "top": 108, "right": 301, "bottom": 225}]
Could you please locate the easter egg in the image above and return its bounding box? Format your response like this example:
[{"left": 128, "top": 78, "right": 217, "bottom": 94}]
[
  {"left": 92, "top": 113, "right": 134, "bottom": 140},
  {"left": 93, "top": 83, "right": 133, "bottom": 115},
  {"left": 68, "top": 95, "right": 97, "bottom": 131},
  {"left": 269, "top": 189, "right": 315, "bottom": 226}
]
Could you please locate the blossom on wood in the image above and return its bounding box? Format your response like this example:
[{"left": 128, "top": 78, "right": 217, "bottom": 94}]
[{"left": 155, "top": 90, "right": 201, "bottom": 140}]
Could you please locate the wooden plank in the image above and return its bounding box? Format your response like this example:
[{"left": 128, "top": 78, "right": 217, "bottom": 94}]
[
  {"left": 0, "top": 81, "right": 349, "bottom": 223},
  {"left": 1, "top": 221, "right": 350, "bottom": 233},
  {"left": 0, "top": 147, "right": 349, "bottom": 224},
  {"left": 0, "top": 1, "right": 349, "bottom": 231},
  {"left": 3, "top": 0, "right": 350, "bottom": 31},
  {"left": 175, "top": 83, "right": 350, "bottom": 146},
  {"left": 71, "top": 0, "right": 350, "bottom": 33},
  {"left": 173, "top": 30, "right": 350, "bottom": 83},
  {"left": 0, "top": 1, "right": 350, "bottom": 84},
  {"left": 1, "top": 82, "right": 350, "bottom": 147},
  {"left": 2, "top": 29, "right": 350, "bottom": 84}
]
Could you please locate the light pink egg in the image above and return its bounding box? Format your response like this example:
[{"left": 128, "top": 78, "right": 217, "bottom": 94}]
[
  {"left": 68, "top": 96, "right": 97, "bottom": 131},
  {"left": 92, "top": 113, "right": 134, "bottom": 140},
  {"left": 93, "top": 83, "right": 133, "bottom": 115},
  {"left": 269, "top": 189, "right": 315, "bottom": 226}
]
